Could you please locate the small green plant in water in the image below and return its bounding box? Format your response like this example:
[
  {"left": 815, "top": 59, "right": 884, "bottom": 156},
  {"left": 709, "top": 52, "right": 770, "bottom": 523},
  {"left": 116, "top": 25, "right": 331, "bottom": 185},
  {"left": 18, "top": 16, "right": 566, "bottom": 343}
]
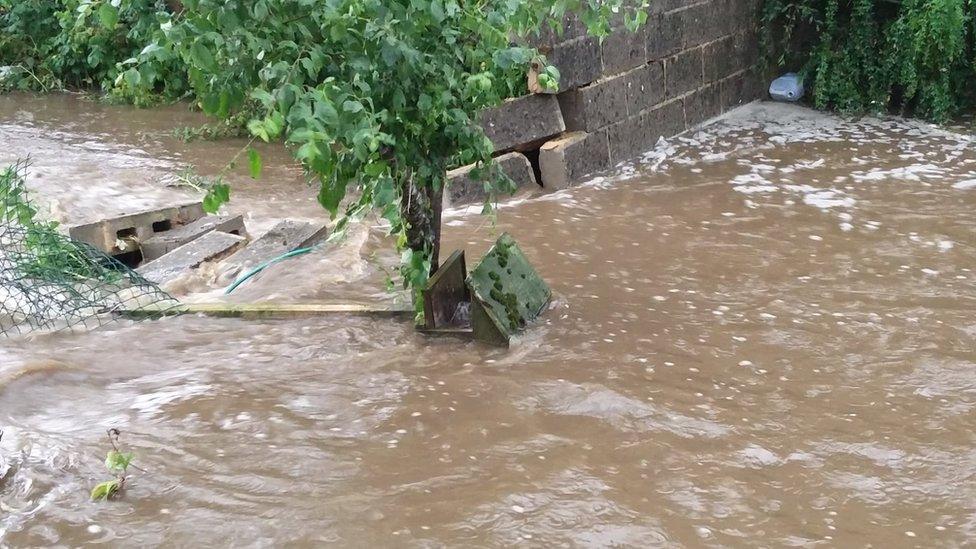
[{"left": 91, "top": 429, "right": 134, "bottom": 502}]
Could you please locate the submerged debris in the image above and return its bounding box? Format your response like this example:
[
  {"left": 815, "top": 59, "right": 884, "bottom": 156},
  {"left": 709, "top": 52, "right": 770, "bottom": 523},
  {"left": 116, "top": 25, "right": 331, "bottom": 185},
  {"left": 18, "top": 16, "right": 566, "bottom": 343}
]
[{"left": 0, "top": 161, "right": 178, "bottom": 337}]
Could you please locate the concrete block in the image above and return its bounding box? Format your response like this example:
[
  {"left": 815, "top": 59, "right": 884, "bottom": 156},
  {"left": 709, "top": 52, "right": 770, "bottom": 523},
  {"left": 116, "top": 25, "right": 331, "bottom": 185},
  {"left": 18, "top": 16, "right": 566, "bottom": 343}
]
[
  {"left": 733, "top": 30, "right": 761, "bottom": 71},
  {"left": 703, "top": 35, "right": 736, "bottom": 83},
  {"left": 720, "top": 68, "right": 763, "bottom": 109},
  {"left": 137, "top": 231, "right": 245, "bottom": 285},
  {"left": 719, "top": 71, "right": 748, "bottom": 110},
  {"left": 646, "top": 11, "right": 684, "bottom": 61},
  {"left": 546, "top": 37, "right": 603, "bottom": 91},
  {"left": 680, "top": 2, "right": 727, "bottom": 49},
  {"left": 608, "top": 99, "right": 685, "bottom": 163},
  {"left": 665, "top": 47, "right": 703, "bottom": 98},
  {"left": 444, "top": 152, "right": 539, "bottom": 209},
  {"left": 711, "top": 0, "right": 739, "bottom": 36},
  {"left": 602, "top": 27, "right": 647, "bottom": 76},
  {"left": 67, "top": 201, "right": 204, "bottom": 255},
  {"left": 538, "top": 131, "right": 611, "bottom": 190},
  {"left": 623, "top": 61, "right": 665, "bottom": 113},
  {"left": 558, "top": 75, "right": 630, "bottom": 132},
  {"left": 524, "top": 13, "right": 589, "bottom": 48},
  {"left": 685, "top": 83, "right": 722, "bottom": 127},
  {"left": 480, "top": 94, "right": 566, "bottom": 153},
  {"left": 220, "top": 219, "right": 329, "bottom": 275},
  {"left": 607, "top": 113, "right": 649, "bottom": 164},
  {"left": 650, "top": 97, "right": 688, "bottom": 136},
  {"left": 730, "top": 0, "right": 761, "bottom": 30},
  {"left": 140, "top": 214, "right": 246, "bottom": 262}
]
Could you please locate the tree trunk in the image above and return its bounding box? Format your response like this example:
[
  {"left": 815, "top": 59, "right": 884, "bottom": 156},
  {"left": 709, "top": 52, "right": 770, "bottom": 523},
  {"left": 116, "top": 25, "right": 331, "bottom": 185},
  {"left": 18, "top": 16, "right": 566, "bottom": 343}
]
[{"left": 401, "top": 174, "right": 444, "bottom": 274}]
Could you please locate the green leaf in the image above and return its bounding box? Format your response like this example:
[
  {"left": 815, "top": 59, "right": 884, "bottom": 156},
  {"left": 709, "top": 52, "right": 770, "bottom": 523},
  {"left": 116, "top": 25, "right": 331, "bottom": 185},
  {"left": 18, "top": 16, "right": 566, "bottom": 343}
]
[
  {"left": 342, "top": 100, "right": 364, "bottom": 114},
  {"left": 201, "top": 93, "right": 221, "bottom": 116},
  {"left": 248, "top": 148, "right": 262, "bottom": 179},
  {"left": 314, "top": 99, "right": 339, "bottom": 127},
  {"left": 97, "top": 3, "right": 119, "bottom": 29},
  {"left": 247, "top": 119, "right": 270, "bottom": 142},
  {"left": 418, "top": 93, "right": 432, "bottom": 113},
  {"left": 91, "top": 479, "right": 121, "bottom": 501},
  {"left": 123, "top": 68, "right": 141, "bottom": 88},
  {"left": 189, "top": 42, "right": 217, "bottom": 72},
  {"left": 430, "top": 0, "right": 445, "bottom": 23},
  {"left": 363, "top": 161, "right": 387, "bottom": 177},
  {"left": 105, "top": 451, "right": 133, "bottom": 473},
  {"left": 317, "top": 176, "right": 347, "bottom": 217},
  {"left": 250, "top": 88, "right": 275, "bottom": 109},
  {"left": 203, "top": 183, "right": 231, "bottom": 213}
]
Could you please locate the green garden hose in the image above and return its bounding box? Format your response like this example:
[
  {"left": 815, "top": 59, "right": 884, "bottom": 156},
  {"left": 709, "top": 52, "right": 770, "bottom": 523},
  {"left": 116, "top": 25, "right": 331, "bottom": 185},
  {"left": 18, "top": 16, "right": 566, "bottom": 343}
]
[{"left": 223, "top": 246, "right": 315, "bottom": 295}]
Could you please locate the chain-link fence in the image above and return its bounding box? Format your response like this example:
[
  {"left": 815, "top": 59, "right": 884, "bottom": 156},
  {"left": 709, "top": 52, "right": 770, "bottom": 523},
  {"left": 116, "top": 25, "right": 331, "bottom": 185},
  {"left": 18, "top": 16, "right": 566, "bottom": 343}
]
[{"left": 1, "top": 159, "right": 178, "bottom": 337}]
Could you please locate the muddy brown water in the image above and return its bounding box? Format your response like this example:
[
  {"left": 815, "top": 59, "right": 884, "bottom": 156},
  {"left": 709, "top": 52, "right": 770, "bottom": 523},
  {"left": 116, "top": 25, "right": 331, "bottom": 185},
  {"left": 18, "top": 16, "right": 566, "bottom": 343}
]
[{"left": 2, "top": 96, "right": 976, "bottom": 547}]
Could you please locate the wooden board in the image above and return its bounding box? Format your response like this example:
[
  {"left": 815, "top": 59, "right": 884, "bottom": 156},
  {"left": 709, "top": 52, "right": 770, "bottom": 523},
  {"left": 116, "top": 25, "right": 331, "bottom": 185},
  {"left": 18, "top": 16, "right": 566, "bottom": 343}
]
[
  {"left": 123, "top": 301, "right": 413, "bottom": 320},
  {"left": 423, "top": 249, "right": 470, "bottom": 330}
]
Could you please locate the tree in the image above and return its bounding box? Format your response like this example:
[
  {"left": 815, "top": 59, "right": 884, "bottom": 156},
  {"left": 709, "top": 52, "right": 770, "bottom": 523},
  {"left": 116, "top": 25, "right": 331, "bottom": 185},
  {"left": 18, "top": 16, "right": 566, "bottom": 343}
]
[{"left": 5, "top": 0, "right": 648, "bottom": 317}]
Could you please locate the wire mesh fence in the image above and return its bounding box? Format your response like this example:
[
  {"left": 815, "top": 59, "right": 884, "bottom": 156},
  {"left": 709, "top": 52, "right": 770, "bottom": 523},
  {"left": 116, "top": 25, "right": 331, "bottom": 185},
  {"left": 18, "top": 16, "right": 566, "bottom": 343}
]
[{"left": 1, "top": 159, "right": 178, "bottom": 337}]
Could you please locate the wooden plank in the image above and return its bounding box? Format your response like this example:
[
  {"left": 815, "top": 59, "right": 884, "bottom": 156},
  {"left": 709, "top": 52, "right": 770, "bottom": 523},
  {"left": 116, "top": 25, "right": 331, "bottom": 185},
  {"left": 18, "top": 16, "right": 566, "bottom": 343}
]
[
  {"left": 423, "top": 249, "right": 470, "bottom": 330},
  {"left": 123, "top": 301, "right": 413, "bottom": 319}
]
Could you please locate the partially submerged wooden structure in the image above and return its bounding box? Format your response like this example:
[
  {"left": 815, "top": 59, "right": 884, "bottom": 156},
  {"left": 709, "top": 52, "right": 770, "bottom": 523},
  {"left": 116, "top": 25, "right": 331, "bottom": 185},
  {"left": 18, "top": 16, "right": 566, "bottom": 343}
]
[
  {"left": 422, "top": 233, "right": 551, "bottom": 347},
  {"left": 122, "top": 234, "right": 550, "bottom": 347}
]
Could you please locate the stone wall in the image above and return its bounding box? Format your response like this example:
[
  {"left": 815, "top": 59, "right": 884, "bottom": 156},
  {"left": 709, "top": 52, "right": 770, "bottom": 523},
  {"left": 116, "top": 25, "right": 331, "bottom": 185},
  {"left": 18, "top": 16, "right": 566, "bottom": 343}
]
[{"left": 450, "top": 0, "right": 764, "bottom": 205}]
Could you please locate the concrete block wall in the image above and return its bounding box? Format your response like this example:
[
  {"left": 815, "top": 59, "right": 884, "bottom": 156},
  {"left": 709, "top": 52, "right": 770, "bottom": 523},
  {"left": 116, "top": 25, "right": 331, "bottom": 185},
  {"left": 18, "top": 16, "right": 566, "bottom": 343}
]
[
  {"left": 451, "top": 0, "right": 763, "bottom": 207},
  {"left": 544, "top": 0, "right": 763, "bottom": 178}
]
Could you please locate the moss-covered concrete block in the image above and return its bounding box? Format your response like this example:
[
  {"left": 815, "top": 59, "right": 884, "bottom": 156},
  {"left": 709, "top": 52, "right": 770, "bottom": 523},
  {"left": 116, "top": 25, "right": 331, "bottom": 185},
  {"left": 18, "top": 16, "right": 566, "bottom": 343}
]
[{"left": 466, "top": 233, "right": 551, "bottom": 346}]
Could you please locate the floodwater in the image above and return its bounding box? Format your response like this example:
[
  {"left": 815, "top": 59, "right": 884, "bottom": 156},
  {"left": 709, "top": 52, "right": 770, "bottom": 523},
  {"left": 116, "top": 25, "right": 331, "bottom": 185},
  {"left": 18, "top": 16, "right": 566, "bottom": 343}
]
[
  {"left": 0, "top": 94, "right": 321, "bottom": 236},
  {"left": 3, "top": 96, "right": 976, "bottom": 547}
]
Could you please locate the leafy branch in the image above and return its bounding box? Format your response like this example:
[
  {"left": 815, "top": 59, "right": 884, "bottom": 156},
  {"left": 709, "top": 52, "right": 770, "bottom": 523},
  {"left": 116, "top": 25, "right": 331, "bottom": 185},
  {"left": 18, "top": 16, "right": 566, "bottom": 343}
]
[{"left": 91, "top": 428, "right": 134, "bottom": 502}]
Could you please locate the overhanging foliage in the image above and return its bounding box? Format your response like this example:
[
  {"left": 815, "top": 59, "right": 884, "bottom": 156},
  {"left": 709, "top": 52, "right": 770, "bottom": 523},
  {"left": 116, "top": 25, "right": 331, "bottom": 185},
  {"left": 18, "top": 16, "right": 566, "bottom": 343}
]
[{"left": 1, "top": 0, "right": 647, "bottom": 318}]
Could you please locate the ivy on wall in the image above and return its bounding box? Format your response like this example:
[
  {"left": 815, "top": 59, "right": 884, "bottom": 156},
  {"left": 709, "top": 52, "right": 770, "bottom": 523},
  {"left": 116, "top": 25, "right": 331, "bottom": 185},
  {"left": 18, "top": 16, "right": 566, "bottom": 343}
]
[{"left": 761, "top": 0, "right": 972, "bottom": 122}]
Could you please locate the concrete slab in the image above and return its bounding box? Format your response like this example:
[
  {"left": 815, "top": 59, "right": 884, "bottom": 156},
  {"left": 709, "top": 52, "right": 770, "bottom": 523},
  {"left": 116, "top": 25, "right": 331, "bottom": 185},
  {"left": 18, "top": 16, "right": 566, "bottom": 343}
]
[
  {"left": 466, "top": 233, "right": 551, "bottom": 347},
  {"left": 67, "top": 201, "right": 205, "bottom": 255},
  {"left": 219, "top": 219, "right": 329, "bottom": 276},
  {"left": 422, "top": 249, "right": 470, "bottom": 330},
  {"left": 141, "top": 214, "right": 246, "bottom": 262},
  {"left": 479, "top": 95, "right": 566, "bottom": 153},
  {"left": 444, "top": 152, "right": 539, "bottom": 209},
  {"left": 136, "top": 231, "right": 246, "bottom": 285}
]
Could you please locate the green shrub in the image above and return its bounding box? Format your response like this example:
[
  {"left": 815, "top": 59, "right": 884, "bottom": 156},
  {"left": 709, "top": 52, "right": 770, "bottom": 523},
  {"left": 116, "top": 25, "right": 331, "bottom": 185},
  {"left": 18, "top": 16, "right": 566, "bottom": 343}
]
[
  {"left": 0, "top": 0, "right": 174, "bottom": 98},
  {"left": 762, "top": 0, "right": 973, "bottom": 122}
]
